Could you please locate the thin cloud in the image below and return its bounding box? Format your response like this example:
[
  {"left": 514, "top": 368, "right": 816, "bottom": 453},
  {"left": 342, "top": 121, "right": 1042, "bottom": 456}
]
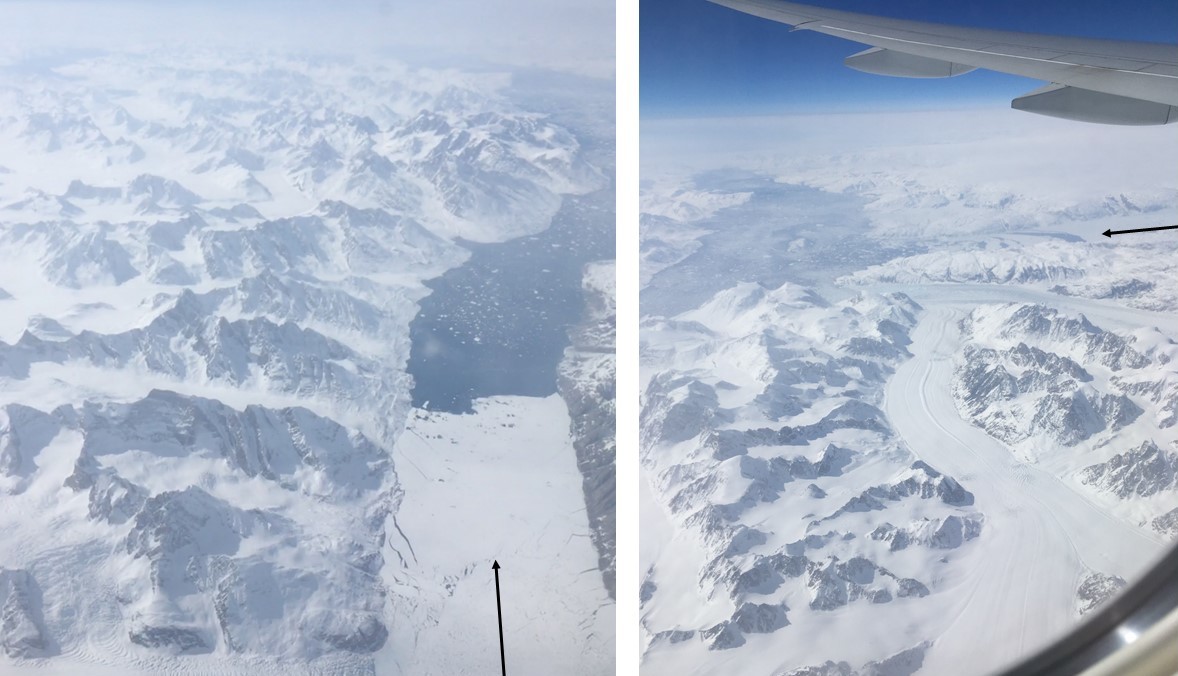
[{"left": 0, "top": 0, "right": 614, "bottom": 78}]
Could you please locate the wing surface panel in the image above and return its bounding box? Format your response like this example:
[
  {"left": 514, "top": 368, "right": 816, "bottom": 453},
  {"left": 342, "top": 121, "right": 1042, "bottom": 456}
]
[{"left": 709, "top": 0, "right": 1178, "bottom": 122}]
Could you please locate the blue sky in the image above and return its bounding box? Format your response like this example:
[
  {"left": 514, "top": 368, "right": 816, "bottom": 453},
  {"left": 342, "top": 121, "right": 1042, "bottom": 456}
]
[{"left": 641, "top": 0, "right": 1178, "bottom": 117}]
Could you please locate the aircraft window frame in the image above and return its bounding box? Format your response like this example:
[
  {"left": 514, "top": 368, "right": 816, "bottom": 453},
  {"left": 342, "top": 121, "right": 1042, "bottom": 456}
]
[{"left": 997, "top": 545, "right": 1178, "bottom": 675}]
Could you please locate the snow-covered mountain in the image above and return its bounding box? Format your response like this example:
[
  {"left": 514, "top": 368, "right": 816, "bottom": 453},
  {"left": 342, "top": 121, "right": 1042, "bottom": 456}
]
[
  {"left": 641, "top": 283, "right": 981, "bottom": 673},
  {"left": 954, "top": 305, "right": 1147, "bottom": 450},
  {"left": 950, "top": 303, "right": 1178, "bottom": 533},
  {"left": 0, "top": 50, "right": 613, "bottom": 674},
  {"left": 642, "top": 259, "right": 1175, "bottom": 676},
  {"left": 641, "top": 110, "right": 1177, "bottom": 676},
  {"left": 842, "top": 237, "right": 1178, "bottom": 313}
]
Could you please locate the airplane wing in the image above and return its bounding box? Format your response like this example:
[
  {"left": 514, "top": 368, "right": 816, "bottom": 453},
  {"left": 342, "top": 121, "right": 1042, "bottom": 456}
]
[{"left": 707, "top": 0, "right": 1178, "bottom": 125}]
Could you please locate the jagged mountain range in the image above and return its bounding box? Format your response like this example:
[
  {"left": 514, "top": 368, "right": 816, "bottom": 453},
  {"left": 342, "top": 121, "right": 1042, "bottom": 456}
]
[
  {"left": 0, "top": 53, "right": 604, "bottom": 241},
  {"left": 641, "top": 282, "right": 979, "bottom": 672},
  {"left": 953, "top": 303, "right": 1178, "bottom": 533},
  {"left": 0, "top": 50, "right": 612, "bottom": 673},
  {"left": 841, "top": 237, "right": 1178, "bottom": 313}
]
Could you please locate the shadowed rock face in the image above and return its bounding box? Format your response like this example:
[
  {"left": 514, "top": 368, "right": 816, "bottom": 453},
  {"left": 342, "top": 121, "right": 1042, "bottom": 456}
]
[
  {"left": 16, "top": 391, "right": 394, "bottom": 660},
  {"left": 128, "top": 625, "right": 210, "bottom": 655},
  {"left": 703, "top": 602, "right": 790, "bottom": 650},
  {"left": 0, "top": 404, "right": 60, "bottom": 489},
  {"left": 1077, "top": 572, "right": 1127, "bottom": 615},
  {"left": 308, "top": 612, "right": 389, "bottom": 653},
  {"left": 824, "top": 462, "right": 974, "bottom": 523},
  {"left": 783, "top": 662, "right": 857, "bottom": 676},
  {"left": 869, "top": 514, "right": 984, "bottom": 552},
  {"left": 957, "top": 345, "right": 1142, "bottom": 447},
  {"left": 73, "top": 390, "right": 388, "bottom": 497},
  {"left": 0, "top": 569, "right": 50, "bottom": 658},
  {"left": 558, "top": 261, "right": 616, "bottom": 598},
  {"left": 651, "top": 628, "right": 696, "bottom": 645},
  {"left": 1080, "top": 440, "right": 1178, "bottom": 499},
  {"left": 85, "top": 471, "right": 148, "bottom": 525},
  {"left": 860, "top": 644, "right": 930, "bottom": 676},
  {"left": 955, "top": 304, "right": 1154, "bottom": 451},
  {"left": 999, "top": 305, "right": 1149, "bottom": 371},
  {"left": 782, "top": 643, "right": 930, "bottom": 676},
  {"left": 1153, "top": 507, "right": 1178, "bottom": 538},
  {"left": 806, "top": 556, "right": 928, "bottom": 612},
  {"left": 665, "top": 445, "right": 858, "bottom": 525},
  {"left": 117, "top": 484, "right": 390, "bottom": 657},
  {"left": 642, "top": 375, "right": 730, "bottom": 447}
]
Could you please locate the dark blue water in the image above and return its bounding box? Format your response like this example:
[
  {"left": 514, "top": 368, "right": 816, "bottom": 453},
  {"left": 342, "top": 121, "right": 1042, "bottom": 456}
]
[{"left": 407, "top": 188, "right": 614, "bottom": 413}]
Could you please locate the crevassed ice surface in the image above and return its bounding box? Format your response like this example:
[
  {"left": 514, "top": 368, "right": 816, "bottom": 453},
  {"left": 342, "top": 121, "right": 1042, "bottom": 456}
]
[
  {"left": 639, "top": 111, "right": 1178, "bottom": 676},
  {"left": 0, "top": 50, "right": 614, "bottom": 675}
]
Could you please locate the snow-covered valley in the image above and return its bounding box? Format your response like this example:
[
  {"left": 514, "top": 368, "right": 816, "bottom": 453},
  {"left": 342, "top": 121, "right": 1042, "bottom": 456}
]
[{"left": 885, "top": 297, "right": 1169, "bottom": 675}]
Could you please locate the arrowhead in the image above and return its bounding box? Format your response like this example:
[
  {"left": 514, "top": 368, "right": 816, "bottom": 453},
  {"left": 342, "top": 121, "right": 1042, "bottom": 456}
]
[
  {"left": 492, "top": 560, "right": 500, "bottom": 570},
  {"left": 1102, "top": 229, "right": 1112, "bottom": 238}
]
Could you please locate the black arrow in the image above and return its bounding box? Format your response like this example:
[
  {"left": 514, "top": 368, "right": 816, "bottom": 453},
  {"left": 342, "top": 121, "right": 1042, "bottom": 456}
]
[
  {"left": 492, "top": 560, "right": 506, "bottom": 675},
  {"left": 1103, "top": 224, "right": 1178, "bottom": 238}
]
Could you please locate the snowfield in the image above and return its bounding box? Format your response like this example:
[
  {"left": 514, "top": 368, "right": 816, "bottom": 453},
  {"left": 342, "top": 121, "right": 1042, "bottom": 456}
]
[{"left": 377, "top": 396, "right": 613, "bottom": 676}]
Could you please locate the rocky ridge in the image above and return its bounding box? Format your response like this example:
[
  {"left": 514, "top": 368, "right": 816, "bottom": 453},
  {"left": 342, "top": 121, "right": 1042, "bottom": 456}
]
[
  {"left": 557, "top": 261, "right": 617, "bottom": 597},
  {"left": 641, "top": 284, "right": 981, "bottom": 659}
]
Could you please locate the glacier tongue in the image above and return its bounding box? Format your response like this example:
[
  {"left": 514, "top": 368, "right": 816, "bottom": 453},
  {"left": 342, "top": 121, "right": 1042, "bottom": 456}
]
[{"left": 375, "top": 396, "right": 614, "bottom": 676}]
